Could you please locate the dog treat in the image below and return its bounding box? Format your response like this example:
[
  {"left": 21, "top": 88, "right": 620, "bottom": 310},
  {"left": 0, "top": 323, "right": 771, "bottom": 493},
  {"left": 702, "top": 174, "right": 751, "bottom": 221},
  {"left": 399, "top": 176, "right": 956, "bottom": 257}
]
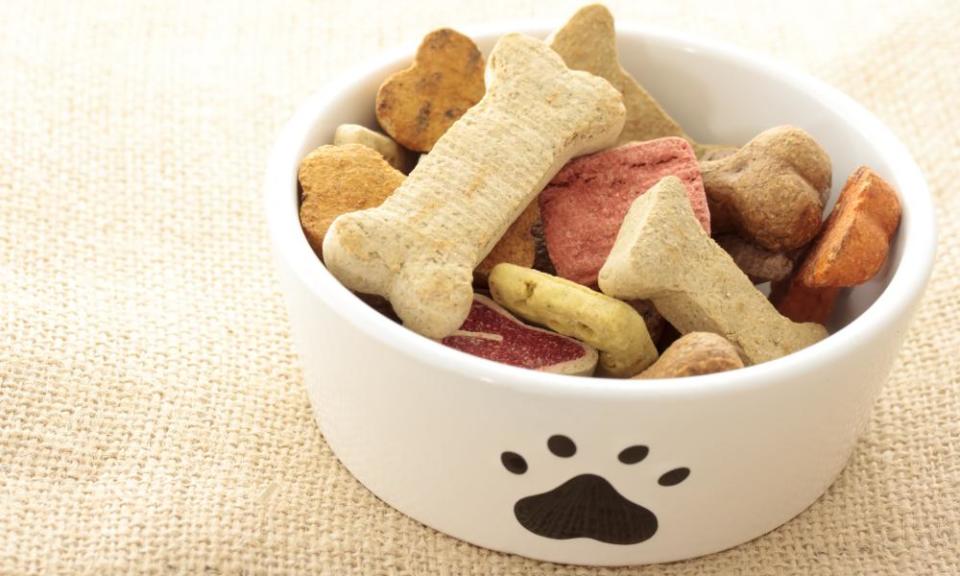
[
  {"left": 628, "top": 299, "right": 666, "bottom": 345},
  {"left": 716, "top": 234, "right": 795, "bottom": 283},
  {"left": 770, "top": 166, "right": 901, "bottom": 324},
  {"left": 770, "top": 276, "right": 840, "bottom": 324},
  {"left": 531, "top": 220, "right": 557, "bottom": 276},
  {"left": 474, "top": 201, "right": 539, "bottom": 285},
  {"left": 635, "top": 332, "right": 744, "bottom": 379},
  {"left": 548, "top": 4, "right": 691, "bottom": 148},
  {"left": 298, "top": 143, "right": 404, "bottom": 257},
  {"left": 698, "top": 144, "right": 739, "bottom": 162},
  {"left": 598, "top": 176, "right": 828, "bottom": 365},
  {"left": 442, "top": 295, "right": 599, "bottom": 376},
  {"left": 333, "top": 123, "right": 412, "bottom": 172},
  {"left": 488, "top": 263, "right": 657, "bottom": 377},
  {"left": 323, "top": 34, "right": 625, "bottom": 339},
  {"left": 700, "top": 126, "right": 831, "bottom": 251},
  {"left": 797, "top": 166, "right": 902, "bottom": 287},
  {"left": 375, "top": 28, "right": 485, "bottom": 152},
  {"left": 540, "top": 138, "right": 709, "bottom": 286}
]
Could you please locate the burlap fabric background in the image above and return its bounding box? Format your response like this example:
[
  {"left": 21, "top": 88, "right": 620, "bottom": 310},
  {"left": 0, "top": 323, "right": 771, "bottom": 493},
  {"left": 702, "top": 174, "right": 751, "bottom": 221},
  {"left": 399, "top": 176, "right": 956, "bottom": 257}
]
[{"left": 1, "top": 0, "right": 957, "bottom": 574}]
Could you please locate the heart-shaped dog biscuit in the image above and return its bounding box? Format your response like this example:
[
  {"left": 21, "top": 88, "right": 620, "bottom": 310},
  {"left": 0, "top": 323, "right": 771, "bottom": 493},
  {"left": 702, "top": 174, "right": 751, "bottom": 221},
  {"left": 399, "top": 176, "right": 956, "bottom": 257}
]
[{"left": 376, "top": 28, "right": 485, "bottom": 152}]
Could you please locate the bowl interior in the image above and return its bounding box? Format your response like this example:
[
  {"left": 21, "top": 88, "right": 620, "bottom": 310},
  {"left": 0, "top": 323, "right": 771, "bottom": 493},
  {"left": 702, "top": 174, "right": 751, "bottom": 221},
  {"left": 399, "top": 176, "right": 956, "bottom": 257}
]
[{"left": 269, "top": 24, "right": 934, "bottom": 389}]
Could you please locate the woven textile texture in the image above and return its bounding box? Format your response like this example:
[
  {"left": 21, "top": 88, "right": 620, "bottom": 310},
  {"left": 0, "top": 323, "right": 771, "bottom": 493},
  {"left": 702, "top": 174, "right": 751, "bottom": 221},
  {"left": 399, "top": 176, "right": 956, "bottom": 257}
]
[{"left": 1, "top": 0, "right": 957, "bottom": 574}]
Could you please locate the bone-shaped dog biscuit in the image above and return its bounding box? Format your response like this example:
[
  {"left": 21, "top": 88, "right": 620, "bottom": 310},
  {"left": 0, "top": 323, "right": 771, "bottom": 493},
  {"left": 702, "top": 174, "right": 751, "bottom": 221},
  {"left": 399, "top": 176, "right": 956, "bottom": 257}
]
[
  {"left": 700, "top": 125, "right": 831, "bottom": 251},
  {"left": 548, "top": 4, "right": 688, "bottom": 148},
  {"left": 323, "top": 34, "right": 626, "bottom": 339},
  {"left": 548, "top": 4, "right": 730, "bottom": 158},
  {"left": 598, "top": 176, "right": 827, "bottom": 365}
]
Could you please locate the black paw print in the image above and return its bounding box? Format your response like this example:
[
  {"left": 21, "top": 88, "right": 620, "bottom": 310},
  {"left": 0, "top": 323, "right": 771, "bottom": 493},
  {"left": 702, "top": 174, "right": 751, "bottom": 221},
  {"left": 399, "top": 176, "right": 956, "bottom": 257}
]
[{"left": 501, "top": 435, "right": 689, "bottom": 545}]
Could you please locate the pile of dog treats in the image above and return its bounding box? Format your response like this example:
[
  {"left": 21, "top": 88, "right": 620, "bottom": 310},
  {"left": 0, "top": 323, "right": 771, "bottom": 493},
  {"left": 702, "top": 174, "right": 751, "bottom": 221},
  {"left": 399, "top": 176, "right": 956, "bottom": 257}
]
[{"left": 298, "top": 4, "right": 902, "bottom": 379}]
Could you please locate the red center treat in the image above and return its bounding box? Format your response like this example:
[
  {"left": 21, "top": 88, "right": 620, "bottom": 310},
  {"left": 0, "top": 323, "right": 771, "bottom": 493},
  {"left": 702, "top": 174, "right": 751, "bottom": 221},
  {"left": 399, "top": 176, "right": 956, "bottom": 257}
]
[
  {"left": 441, "top": 295, "right": 598, "bottom": 376},
  {"left": 539, "top": 137, "right": 710, "bottom": 286}
]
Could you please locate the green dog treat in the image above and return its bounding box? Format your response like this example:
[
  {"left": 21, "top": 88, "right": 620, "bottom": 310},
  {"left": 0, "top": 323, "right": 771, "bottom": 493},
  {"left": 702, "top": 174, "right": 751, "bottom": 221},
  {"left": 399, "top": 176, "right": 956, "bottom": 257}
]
[
  {"left": 598, "top": 176, "right": 827, "bottom": 365},
  {"left": 488, "top": 263, "right": 657, "bottom": 377}
]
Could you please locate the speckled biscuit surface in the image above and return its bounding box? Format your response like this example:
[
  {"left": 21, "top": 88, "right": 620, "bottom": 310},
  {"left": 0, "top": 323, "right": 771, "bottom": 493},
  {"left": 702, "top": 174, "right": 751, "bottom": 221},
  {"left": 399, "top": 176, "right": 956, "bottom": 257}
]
[
  {"left": 333, "top": 123, "right": 412, "bottom": 172},
  {"left": 635, "top": 332, "right": 744, "bottom": 379},
  {"left": 700, "top": 125, "right": 832, "bottom": 251},
  {"left": 375, "top": 28, "right": 485, "bottom": 152},
  {"left": 441, "top": 294, "right": 598, "bottom": 376},
  {"left": 323, "top": 34, "right": 625, "bottom": 339},
  {"left": 297, "top": 143, "right": 404, "bottom": 257},
  {"left": 488, "top": 263, "right": 657, "bottom": 377},
  {"left": 798, "top": 166, "right": 902, "bottom": 287},
  {"left": 598, "top": 176, "right": 827, "bottom": 365},
  {"left": 540, "top": 138, "right": 708, "bottom": 286}
]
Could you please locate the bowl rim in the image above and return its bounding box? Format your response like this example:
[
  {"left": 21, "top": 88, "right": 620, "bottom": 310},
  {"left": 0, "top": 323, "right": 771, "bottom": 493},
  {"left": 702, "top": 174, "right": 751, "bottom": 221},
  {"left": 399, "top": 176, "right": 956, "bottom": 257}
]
[{"left": 264, "top": 21, "right": 937, "bottom": 399}]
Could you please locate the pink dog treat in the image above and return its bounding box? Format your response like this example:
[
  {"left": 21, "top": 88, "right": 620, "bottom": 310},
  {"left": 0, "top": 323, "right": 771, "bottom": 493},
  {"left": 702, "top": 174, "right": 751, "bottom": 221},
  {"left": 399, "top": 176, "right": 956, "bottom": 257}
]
[
  {"left": 442, "top": 295, "right": 598, "bottom": 376},
  {"left": 540, "top": 137, "right": 710, "bottom": 286}
]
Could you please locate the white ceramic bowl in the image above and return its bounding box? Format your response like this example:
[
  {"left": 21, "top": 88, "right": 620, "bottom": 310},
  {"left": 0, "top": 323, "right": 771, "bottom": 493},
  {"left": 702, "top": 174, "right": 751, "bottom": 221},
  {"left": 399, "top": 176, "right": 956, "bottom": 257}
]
[{"left": 264, "top": 23, "right": 936, "bottom": 566}]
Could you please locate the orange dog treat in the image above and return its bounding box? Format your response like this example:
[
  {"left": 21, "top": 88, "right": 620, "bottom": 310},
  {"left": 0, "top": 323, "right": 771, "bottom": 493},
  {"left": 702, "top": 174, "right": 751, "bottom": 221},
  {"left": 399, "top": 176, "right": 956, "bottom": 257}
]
[
  {"left": 770, "top": 277, "right": 840, "bottom": 325},
  {"left": 298, "top": 144, "right": 404, "bottom": 257},
  {"left": 797, "top": 166, "right": 902, "bottom": 288},
  {"left": 474, "top": 201, "right": 540, "bottom": 285},
  {"left": 375, "top": 28, "right": 485, "bottom": 152}
]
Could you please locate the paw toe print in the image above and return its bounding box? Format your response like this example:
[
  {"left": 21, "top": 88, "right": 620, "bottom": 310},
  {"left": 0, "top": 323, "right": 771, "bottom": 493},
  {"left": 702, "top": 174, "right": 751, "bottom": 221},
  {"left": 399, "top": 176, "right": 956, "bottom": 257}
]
[{"left": 502, "top": 435, "right": 689, "bottom": 545}]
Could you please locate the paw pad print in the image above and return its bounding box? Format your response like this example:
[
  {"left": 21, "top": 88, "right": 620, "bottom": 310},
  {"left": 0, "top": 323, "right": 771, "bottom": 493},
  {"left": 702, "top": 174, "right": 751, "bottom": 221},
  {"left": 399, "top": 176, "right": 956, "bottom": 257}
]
[{"left": 501, "top": 435, "right": 689, "bottom": 545}]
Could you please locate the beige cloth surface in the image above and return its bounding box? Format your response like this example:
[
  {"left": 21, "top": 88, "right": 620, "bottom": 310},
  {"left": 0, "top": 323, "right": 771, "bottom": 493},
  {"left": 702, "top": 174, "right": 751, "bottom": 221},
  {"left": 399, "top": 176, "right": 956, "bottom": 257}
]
[{"left": 1, "top": 0, "right": 957, "bottom": 573}]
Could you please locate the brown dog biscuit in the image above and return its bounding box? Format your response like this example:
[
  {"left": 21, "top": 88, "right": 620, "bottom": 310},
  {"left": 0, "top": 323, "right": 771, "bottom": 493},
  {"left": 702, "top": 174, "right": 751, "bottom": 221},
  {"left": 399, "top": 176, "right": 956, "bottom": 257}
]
[
  {"left": 298, "top": 144, "right": 404, "bottom": 257},
  {"left": 716, "top": 234, "right": 795, "bottom": 283},
  {"left": 698, "top": 144, "right": 739, "bottom": 162},
  {"left": 700, "top": 126, "right": 832, "bottom": 251},
  {"left": 797, "top": 166, "right": 902, "bottom": 287},
  {"left": 375, "top": 28, "right": 485, "bottom": 152},
  {"left": 474, "top": 201, "right": 539, "bottom": 285},
  {"left": 635, "top": 332, "right": 744, "bottom": 379}
]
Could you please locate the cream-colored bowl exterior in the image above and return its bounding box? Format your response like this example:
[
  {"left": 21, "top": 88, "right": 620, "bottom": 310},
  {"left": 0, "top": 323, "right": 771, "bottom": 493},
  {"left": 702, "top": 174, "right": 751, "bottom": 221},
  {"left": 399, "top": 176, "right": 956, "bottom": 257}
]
[{"left": 264, "top": 24, "right": 936, "bottom": 566}]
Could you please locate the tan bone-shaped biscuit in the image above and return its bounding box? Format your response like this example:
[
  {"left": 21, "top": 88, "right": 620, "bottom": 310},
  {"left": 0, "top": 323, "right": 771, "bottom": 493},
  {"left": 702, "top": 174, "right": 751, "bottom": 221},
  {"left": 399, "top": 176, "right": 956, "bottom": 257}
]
[
  {"left": 700, "top": 125, "right": 831, "bottom": 251},
  {"left": 324, "top": 34, "right": 626, "bottom": 339},
  {"left": 598, "top": 176, "right": 827, "bottom": 365},
  {"left": 548, "top": 4, "right": 689, "bottom": 148}
]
